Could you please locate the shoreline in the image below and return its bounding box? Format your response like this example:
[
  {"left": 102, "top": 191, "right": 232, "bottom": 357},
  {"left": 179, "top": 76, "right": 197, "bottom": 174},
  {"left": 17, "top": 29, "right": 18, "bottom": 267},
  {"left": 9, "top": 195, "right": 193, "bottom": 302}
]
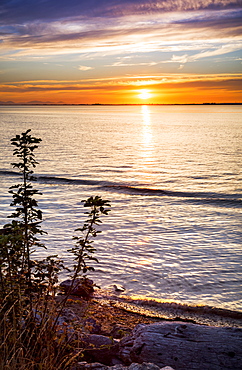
[
  {"left": 56, "top": 293, "right": 242, "bottom": 369},
  {"left": 93, "top": 290, "right": 242, "bottom": 328},
  {"left": 63, "top": 288, "right": 242, "bottom": 329}
]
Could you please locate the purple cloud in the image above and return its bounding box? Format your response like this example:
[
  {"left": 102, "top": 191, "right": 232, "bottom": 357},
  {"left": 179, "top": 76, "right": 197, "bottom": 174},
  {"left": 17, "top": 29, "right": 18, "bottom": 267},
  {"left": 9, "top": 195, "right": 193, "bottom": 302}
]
[{"left": 0, "top": 0, "right": 241, "bottom": 24}]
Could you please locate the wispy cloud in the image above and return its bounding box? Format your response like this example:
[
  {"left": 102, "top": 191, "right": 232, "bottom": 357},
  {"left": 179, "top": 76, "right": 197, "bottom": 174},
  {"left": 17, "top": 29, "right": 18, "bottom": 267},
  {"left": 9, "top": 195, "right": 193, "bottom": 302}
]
[
  {"left": 1, "top": 1, "right": 241, "bottom": 23},
  {"left": 78, "top": 65, "right": 93, "bottom": 71},
  {"left": 1, "top": 19, "right": 241, "bottom": 61},
  {"left": 106, "top": 61, "right": 157, "bottom": 67},
  {"left": 1, "top": 73, "right": 241, "bottom": 90},
  {"left": 0, "top": 0, "right": 240, "bottom": 63},
  {"left": 163, "top": 42, "right": 242, "bottom": 66},
  {"left": 0, "top": 0, "right": 241, "bottom": 103}
]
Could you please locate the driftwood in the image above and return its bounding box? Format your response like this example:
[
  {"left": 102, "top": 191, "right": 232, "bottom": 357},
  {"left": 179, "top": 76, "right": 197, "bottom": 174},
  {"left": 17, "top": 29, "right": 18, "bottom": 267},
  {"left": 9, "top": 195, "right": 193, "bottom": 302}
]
[{"left": 119, "top": 322, "right": 242, "bottom": 370}]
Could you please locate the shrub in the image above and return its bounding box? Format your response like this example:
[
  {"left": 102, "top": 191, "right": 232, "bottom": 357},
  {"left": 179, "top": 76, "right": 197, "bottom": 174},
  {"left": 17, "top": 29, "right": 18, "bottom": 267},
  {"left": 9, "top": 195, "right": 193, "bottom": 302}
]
[{"left": 0, "top": 129, "right": 110, "bottom": 369}]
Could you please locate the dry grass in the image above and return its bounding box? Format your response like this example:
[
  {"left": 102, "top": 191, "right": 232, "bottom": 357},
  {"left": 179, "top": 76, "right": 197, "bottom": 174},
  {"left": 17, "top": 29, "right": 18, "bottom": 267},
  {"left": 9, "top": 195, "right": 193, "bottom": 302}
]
[
  {"left": 0, "top": 296, "right": 84, "bottom": 370},
  {"left": 0, "top": 290, "right": 163, "bottom": 370}
]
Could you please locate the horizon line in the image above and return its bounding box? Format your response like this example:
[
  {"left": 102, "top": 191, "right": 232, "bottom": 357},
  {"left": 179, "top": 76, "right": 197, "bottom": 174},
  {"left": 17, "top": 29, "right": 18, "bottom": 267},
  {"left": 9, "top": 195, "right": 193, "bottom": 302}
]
[{"left": 1, "top": 102, "right": 242, "bottom": 106}]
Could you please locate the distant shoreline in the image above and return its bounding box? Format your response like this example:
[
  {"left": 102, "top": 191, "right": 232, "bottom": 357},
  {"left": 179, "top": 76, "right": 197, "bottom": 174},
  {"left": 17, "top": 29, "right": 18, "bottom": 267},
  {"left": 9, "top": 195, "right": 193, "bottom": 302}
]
[{"left": 1, "top": 102, "right": 242, "bottom": 106}]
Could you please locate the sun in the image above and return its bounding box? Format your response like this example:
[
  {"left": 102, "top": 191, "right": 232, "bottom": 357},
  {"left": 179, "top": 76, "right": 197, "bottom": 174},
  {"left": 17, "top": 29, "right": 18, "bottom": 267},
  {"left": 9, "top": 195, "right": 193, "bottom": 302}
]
[{"left": 138, "top": 89, "right": 152, "bottom": 100}]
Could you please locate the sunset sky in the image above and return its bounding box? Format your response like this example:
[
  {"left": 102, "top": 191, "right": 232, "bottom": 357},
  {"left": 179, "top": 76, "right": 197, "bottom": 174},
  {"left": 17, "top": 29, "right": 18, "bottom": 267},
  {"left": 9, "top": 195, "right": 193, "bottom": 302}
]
[{"left": 0, "top": 0, "right": 242, "bottom": 104}]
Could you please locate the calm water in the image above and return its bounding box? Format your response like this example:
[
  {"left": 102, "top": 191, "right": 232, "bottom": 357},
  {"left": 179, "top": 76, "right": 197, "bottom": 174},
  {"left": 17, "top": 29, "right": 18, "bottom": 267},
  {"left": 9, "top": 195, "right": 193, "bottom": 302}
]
[{"left": 0, "top": 105, "right": 241, "bottom": 311}]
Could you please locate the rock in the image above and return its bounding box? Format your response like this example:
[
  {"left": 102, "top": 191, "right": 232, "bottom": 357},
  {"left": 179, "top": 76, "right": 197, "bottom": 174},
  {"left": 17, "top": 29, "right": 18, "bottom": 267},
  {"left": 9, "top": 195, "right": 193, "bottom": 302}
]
[
  {"left": 110, "top": 324, "right": 132, "bottom": 339},
  {"left": 119, "top": 322, "right": 242, "bottom": 369},
  {"left": 128, "top": 363, "right": 161, "bottom": 370},
  {"left": 0, "top": 227, "right": 12, "bottom": 235},
  {"left": 82, "top": 334, "right": 119, "bottom": 365},
  {"left": 84, "top": 334, "right": 114, "bottom": 348},
  {"left": 72, "top": 362, "right": 173, "bottom": 370},
  {"left": 58, "top": 307, "right": 80, "bottom": 323},
  {"left": 72, "top": 361, "right": 108, "bottom": 370},
  {"left": 113, "top": 285, "right": 126, "bottom": 293},
  {"left": 84, "top": 318, "right": 102, "bottom": 334},
  {"left": 60, "top": 278, "right": 94, "bottom": 298}
]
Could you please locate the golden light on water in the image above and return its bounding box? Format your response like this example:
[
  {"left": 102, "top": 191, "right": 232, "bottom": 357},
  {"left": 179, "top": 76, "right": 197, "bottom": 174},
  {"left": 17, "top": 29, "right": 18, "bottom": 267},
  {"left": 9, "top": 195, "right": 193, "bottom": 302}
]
[
  {"left": 142, "top": 105, "right": 152, "bottom": 145},
  {"left": 134, "top": 105, "right": 155, "bottom": 184},
  {"left": 142, "top": 105, "right": 151, "bottom": 124},
  {"left": 138, "top": 259, "right": 153, "bottom": 266},
  {"left": 146, "top": 218, "right": 157, "bottom": 223}
]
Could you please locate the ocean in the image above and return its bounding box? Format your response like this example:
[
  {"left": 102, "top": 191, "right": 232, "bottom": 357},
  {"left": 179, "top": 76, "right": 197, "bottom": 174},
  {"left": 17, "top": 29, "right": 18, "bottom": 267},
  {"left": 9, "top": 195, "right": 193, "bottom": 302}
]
[{"left": 0, "top": 104, "right": 241, "bottom": 312}]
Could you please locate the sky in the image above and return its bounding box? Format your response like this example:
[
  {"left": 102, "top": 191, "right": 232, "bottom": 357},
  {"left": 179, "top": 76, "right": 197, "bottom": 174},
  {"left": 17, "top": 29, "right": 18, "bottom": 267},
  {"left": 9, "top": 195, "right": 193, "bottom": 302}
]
[{"left": 0, "top": 0, "right": 242, "bottom": 104}]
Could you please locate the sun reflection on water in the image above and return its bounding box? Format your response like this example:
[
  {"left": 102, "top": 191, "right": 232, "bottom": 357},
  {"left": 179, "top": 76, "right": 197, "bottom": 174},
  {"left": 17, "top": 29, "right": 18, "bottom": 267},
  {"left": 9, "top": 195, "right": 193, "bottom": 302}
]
[
  {"left": 142, "top": 105, "right": 152, "bottom": 148},
  {"left": 136, "top": 105, "right": 155, "bottom": 183}
]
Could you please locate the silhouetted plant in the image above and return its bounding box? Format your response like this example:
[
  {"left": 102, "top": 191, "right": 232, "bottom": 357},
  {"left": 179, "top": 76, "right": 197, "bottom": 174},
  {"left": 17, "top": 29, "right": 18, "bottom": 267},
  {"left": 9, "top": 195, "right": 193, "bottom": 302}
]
[
  {"left": 9, "top": 129, "right": 45, "bottom": 287},
  {"left": 0, "top": 129, "right": 111, "bottom": 369},
  {"left": 0, "top": 131, "right": 45, "bottom": 314},
  {"left": 70, "top": 195, "right": 111, "bottom": 278}
]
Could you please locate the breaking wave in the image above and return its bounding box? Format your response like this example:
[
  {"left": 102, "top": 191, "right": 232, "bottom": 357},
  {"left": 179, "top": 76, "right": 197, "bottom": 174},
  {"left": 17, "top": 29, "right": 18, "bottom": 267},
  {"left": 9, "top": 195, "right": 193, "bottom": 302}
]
[{"left": 1, "top": 170, "right": 241, "bottom": 207}]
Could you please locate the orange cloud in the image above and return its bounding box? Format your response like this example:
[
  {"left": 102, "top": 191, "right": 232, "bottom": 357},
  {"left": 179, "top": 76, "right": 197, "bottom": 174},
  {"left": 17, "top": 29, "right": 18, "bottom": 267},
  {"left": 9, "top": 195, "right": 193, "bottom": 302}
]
[{"left": 0, "top": 73, "right": 241, "bottom": 104}]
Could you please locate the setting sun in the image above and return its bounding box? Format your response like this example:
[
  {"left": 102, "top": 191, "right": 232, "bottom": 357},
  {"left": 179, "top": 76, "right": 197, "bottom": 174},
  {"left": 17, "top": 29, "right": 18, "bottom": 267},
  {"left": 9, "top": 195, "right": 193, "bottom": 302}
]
[
  {"left": 0, "top": 1, "right": 241, "bottom": 104},
  {"left": 138, "top": 89, "right": 152, "bottom": 100}
]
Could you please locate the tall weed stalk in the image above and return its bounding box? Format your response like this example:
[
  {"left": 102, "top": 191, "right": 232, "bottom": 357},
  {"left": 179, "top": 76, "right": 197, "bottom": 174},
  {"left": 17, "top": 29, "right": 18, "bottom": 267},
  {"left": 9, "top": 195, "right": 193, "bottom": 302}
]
[{"left": 0, "top": 129, "right": 110, "bottom": 369}]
